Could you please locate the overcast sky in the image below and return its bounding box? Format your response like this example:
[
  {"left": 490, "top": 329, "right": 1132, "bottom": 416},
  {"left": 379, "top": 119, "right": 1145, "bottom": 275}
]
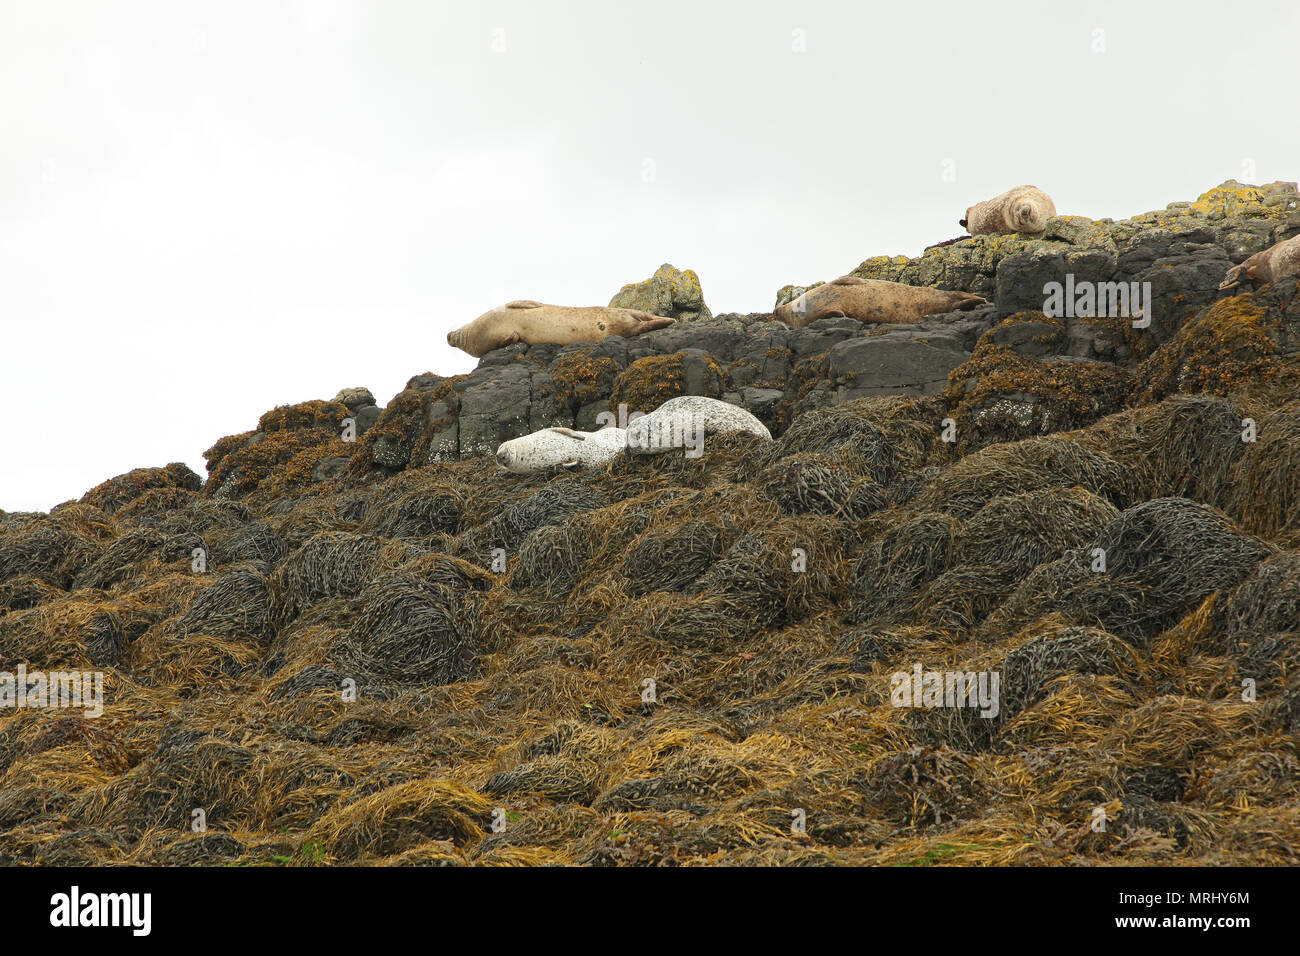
[{"left": 2, "top": 0, "right": 1297, "bottom": 512}]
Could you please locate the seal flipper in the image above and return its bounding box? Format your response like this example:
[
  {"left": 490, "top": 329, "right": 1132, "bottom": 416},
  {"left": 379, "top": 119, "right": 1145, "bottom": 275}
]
[
  {"left": 951, "top": 293, "right": 988, "bottom": 311},
  {"left": 1218, "top": 265, "right": 1247, "bottom": 290},
  {"left": 549, "top": 427, "right": 586, "bottom": 441},
  {"left": 831, "top": 276, "right": 867, "bottom": 286},
  {"left": 627, "top": 311, "right": 675, "bottom": 335},
  {"left": 505, "top": 300, "right": 543, "bottom": 309}
]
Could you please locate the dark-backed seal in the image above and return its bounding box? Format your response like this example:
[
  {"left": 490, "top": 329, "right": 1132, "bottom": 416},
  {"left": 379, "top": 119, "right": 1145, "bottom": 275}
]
[
  {"left": 447, "top": 301, "right": 674, "bottom": 358},
  {"left": 961, "top": 185, "right": 1057, "bottom": 235},
  {"left": 1219, "top": 234, "right": 1300, "bottom": 290},
  {"left": 773, "top": 277, "right": 986, "bottom": 329}
]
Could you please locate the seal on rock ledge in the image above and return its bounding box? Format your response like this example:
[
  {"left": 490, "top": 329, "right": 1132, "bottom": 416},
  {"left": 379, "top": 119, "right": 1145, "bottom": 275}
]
[
  {"left": 495, "top": 426, "right": 628, "bottom": 474},
  {"left": 773, "top": 277, "right": 986, "bottom": 329},
  {"left": 494, "top": 397, "right": 772, "bottom": 474},
  {"left": 961, "top": 185, "right": 1057, "bottom": 235},
  {"left": 447, "top": 301, "right": 674, "bottom": 358},
  {"left": 626, "top": 396, "right": 771, "bottom": 454},
  {"left": 1219, "top": 234, "right": 1300, "bottom": 290}
]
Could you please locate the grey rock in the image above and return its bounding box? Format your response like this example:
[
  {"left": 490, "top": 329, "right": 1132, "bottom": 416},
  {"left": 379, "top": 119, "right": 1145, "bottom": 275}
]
[
  {"left": 576, "top": 400, "right": 612, "bottom": 431},
  {"left": 457, "top": 363, "right": 533, "bottom": 457},
  {"left": 610, "top": 263, "right": 712, "bottom": 322},
  {"left": 827, "top": 332, "right": 968, "bottom": 398},
  {"left": 355, "top": 404, "right": 381, "bottom": 435},
  {"left": 330, "top": 387, "right": 376, "bottom": 411},
  {"left": 311, "top": 457, "right": 351, "bottom": 482}
]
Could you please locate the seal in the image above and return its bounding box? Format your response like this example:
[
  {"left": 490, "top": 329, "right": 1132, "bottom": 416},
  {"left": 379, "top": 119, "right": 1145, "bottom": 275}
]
[
  {"left": 495, "top": 426, "right": 628, "bottom": 474},
  {"left": 448, "top": 301, "right": 675, "bottom": 358},
  {"left": 1219, "top": 234, "right": 1300, "bottom": 290},
  {"left": 773, "top": 277, "right": 986, "bottom": 329},
  {"left": 961, "top": 185, "right": 1057, "bottom": 235},
  {"left": 626, "top": 396, "right": 771, "bottom": 456}
]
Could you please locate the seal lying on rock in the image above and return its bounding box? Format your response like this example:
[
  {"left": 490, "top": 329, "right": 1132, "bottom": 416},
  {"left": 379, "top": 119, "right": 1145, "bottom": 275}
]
[
  {"left": 495, "top": 397, "right": 772, "bottom": 474},
  {"left": 447, "top": 301, "right": 674, "bottom": 358},
  {"left": 626, "top": 396, "right": 771, "bottom": 455},
  {"left": 1219, "top": 234, "right": 1300, "bottom": 290},
  {"left": 773, "top": 277, "right": 986, "bottom": 329},
  {"left": 961, "top": 185, "right": 1057, "bottom": 235},
  {"left": 495, "top": 426, "right": 628, "bottom": 474}
]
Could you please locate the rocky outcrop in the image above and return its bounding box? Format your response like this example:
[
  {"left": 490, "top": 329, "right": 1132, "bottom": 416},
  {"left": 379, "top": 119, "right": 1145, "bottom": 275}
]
[
  {"left": 194, "top": 182, "right": 1300, "bottom": 491},
  {"left": 609, "top": 263, "right": 712, "bottom": 323}
]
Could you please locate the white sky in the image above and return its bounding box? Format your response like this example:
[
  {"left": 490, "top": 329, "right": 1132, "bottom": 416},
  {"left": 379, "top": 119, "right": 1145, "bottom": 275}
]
[{"left": 2, "top": 0, "right": 1297, "bottom": 512}]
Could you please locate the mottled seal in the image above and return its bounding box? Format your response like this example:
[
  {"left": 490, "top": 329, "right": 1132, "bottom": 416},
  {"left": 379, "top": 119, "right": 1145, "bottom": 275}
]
[
  {"left": 447, "top": 301, "right": 674, "bottom": 358},
  {"left": 1219, "top": 234, "right": 1300, "bottom": 290},
  {"left": 495, "top": 426, "right": 628, "bottom": 474},
  {"left": 773, "top": 277, "right": 986, "bottom": 329},
  {"left": 961, "top": 185, "right": 1057, "bottom": 235},
  {"left": 626, "top": 396, "right": 771, "bottom": 456}
]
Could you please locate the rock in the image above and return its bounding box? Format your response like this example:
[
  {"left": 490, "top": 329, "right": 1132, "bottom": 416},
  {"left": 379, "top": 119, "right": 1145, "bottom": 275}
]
[
  {"left": 609, "top": 351, "right": 725, "bottom": 413},
  {"left": 1041, "top": 216, "right": 1097, "bottom": 245},
  {"left": 741, "top": 387, "right": 785, "bottom": 424},
  {"left": 331, "top": 387, "right": 377, "bottom": 410},
  {"left": 355, "top": 404, "right": 382, "bottom": 435},
  {"left": 456, "top": 363, "right": 534, "bottom": 457},
  {"left": 406, "top": 372, "right": 444, "bottom": 391},
  {"left": 826, "top": 329, "right": 970, "bottom": 398},
  {"left": 575, "top": 400, "right": 612, "bottom": 431},
  {"left": 1130, "top": 244, "right": 1234, "bottom": 348},
  {"left": 610, "top": 263, "right": 712, "bottom": 322},
  {"left": 311, "top": 457, "right": 351, "bottom": 482},
  {"left": 982, "top": 313, "right": 1069, "bottom": 358},
  {"left": 774, "top": 282, "right": 824, "bottom": 311}
]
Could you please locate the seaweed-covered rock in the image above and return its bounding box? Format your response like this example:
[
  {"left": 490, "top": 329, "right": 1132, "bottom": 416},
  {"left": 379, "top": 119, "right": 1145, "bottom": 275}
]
[
  {"left": 947, "top": 318, "right": 1135, "bottom": 452},
  {"left": 1137, "top": 281, "right": 1300, "bottom": 403},
  {"left": 80, "top": 463, "right": 202, "bottom": 516},
  {"left": 986, "top": 498, "right": 1275, "bottom": 645},
  {"left": 609, "top": 352, "right": 725, "bottom": 412}
]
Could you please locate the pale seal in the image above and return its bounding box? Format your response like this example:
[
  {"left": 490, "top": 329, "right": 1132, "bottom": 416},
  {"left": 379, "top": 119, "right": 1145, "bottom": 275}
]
[
  {"left": 625, "top": 396, "right": 771, "bottom": 455},
  {"left": 448, "top": 301, "right": 674, "bottom": 358},
  {"left": 773, "top": 277, "right": 986, "bottom": 329},
  {"left": 961, "top": 185, "right": 1057, "bottom": 235},
  {"left": 494, "top": 426, "right": 628, "bottom": 474},
  {"left": 1219, "top": 234, "right": 1300, "bottom": 290}
]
